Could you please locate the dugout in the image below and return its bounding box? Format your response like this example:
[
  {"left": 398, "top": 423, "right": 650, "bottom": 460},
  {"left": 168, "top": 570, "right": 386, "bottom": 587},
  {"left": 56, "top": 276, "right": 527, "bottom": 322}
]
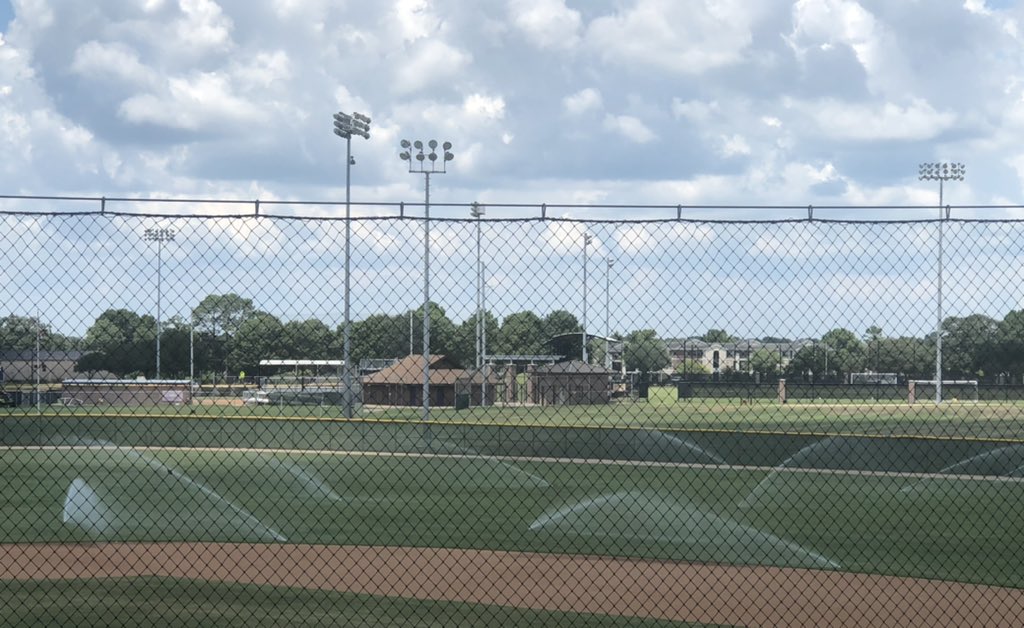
[{"left": 61, "top": 379, "right": 193, "bottom": 406}]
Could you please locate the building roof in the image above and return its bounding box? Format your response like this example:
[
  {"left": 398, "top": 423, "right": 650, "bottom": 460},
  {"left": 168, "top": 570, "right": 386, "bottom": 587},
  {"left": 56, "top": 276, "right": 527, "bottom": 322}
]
[
  {"left": 533, "top": 360, "right": 613, "bottom": 375},
  {"left": 661, "top": 338, "right": 816, "bottom": 353},
  {"left": 361, "top": 354, "right": 467, "bottom": 386}
]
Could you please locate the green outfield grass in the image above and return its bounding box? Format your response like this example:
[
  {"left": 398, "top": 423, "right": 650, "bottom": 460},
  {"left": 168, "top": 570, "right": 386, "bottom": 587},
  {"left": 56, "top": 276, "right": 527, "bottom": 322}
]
[
  {"left": 4, "top": 445, "right": 1024, "bottom": 588},
  {"left": 7, "top": 388, "right": 1024, "bottom": 439},
  {"left": 0, "top": 577, "right": 706, "bottom": 627}
]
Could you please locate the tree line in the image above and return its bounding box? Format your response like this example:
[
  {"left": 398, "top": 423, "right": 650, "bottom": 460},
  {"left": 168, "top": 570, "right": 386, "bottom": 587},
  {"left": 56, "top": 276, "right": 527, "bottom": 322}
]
[{"left": 3, "top": 295, "right": 1024, "bottom": 382}]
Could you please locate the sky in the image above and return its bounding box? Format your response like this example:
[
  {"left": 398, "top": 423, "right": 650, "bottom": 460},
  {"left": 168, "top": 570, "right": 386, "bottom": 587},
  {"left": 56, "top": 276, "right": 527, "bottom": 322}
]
[
  {"left": 2, "top": 0, "right": 1024, "bottom": 219},
  {"left": 3, "top": 0, "right": 1024, "bottom": 343}
]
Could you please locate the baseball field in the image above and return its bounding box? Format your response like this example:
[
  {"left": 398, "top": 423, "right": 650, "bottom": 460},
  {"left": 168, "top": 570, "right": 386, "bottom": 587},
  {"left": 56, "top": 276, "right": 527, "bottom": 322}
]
[{"left": 4, "top": 397, "right": 1024, "bottom": 625}]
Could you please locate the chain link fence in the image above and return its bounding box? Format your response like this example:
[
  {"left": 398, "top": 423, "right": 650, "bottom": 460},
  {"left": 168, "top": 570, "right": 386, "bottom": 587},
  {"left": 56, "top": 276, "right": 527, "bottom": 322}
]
[{"left": 2, "top": 201, "right": 1024, "bottom": 625}]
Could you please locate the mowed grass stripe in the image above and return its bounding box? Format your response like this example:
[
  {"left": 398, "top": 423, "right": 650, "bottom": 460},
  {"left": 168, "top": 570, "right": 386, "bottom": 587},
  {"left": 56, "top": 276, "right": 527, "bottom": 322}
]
[{"left": 0, "top": 577, "right": 710, "bottom": 628}]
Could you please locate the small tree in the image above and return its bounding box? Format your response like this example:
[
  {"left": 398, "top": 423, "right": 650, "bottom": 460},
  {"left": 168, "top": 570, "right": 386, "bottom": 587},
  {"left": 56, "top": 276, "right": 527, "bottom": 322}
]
[
  {"left": 623, "top": 329, "right": 670, "bottom": 374},
  {"left": 749, "top": 347, "right": 780, "bottom": 377},
  {"left": 674, "top": 358, "right": 710, "bottom": 376}
]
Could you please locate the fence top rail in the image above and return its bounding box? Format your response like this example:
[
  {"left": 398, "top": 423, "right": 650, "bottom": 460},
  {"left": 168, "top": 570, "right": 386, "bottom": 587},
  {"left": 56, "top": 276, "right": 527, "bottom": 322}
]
[{"left": 2, "top": 194, "right": 1024, "bottom": 222}]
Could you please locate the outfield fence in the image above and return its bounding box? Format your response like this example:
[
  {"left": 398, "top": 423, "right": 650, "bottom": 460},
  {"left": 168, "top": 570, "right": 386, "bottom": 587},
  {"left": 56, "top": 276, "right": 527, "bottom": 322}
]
[{"left": 3, "top": 200, "right": 1024, "bottom": 625}]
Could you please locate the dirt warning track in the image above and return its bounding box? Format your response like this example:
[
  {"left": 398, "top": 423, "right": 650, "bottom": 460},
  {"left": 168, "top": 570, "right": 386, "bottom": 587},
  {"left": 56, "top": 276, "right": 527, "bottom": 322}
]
[{"left": 3, "top": 543, "right": 1024, "bottom": 627}]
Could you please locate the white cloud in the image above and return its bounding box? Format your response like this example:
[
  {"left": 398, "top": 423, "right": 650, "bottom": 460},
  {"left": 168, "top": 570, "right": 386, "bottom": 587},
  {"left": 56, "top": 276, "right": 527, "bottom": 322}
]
[
  {"left": 586, "top": 0, "right": 761, "bottom": 74},
  {"left": 671, "top": 98, "right": 719, "bottom": 122},
  {"left": 118, "top": 72, "right": 265, "bottom": 131},
  {"left": 795, "top": 98, "right": 956, "bottom": 141},
  {"left": 563, "top": 88, "right": 602, "bottom": 116},
  {"left": 70, "top": 41, "right": 155, "bottom": 86},
  {"left": 603, "top": 114, "right": 656, "bottom": 143},
  {"left": 463, "top": 93, "right": 505, "bottom": 121},
  {"left": 393, "top": 40, "right": 471, "bottom": 94},
  {"left": 719, "top": 134, "right": 751, "bottom": 157},
  {"left": 175, "top": 0, "right": 234, "bottom": 53},
  {"left": 391, "top": 0, "right": 441, "bottom": 43},
  {"left": 508, "top": 0, "right": 581, "bottom": 50},
  {"left": 787, "top": 0, "right": 880, "bottom": 71}
]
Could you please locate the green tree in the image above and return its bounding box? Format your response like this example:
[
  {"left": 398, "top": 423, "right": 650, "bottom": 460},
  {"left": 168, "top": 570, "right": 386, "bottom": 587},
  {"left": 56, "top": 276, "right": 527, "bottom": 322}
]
[
  {"left": 227, "top": 312, "right": 285, "bottom": 373},
  {"left": 283, "top": 319, "right": 337, "bottom": 360},
  {"left": 820, "top": 328, "right": 866, "bottom": 379},
  {"left": 941, "top": 314, "right": 998, "bottom": 378},
  {"left": 749, "top": 347, "right": 780, "bottom": 377},
  {"left": 996, "top": 310, "right": 1024, "bottom": 377},
  {"left": 674, "top": 358, "right": 710, "bottom": 376},
  {"left": 496, "top": 311, "right": 546, "bottom": 356},
  {"left": 623, "top": 329, "right": 669, "bottom": 373},
  {"left": 702, "top": 329, "right": 732, "bottom": 343},
  {"left": 450, "top": 311, "right": 499, "bottom": 369},
  {"left": 407, "top": 303, "right": 456, "bottom": 357},
  {"left": 876, "top": 336, "right": 932, "bottom": 378},
  {"left": 192, "top": 294, "right": 256, "bottom": 375},
  {"left": 0, "top": 315, "right": 73, "bottom": 351},
  {"left": 351, "top": 314, "right": 409, "bottom": 363},
  {"left": 543, "top": 310, "right": 582, "bottom": 360},
  {"left": 81, "top": 309, "right": 156, "bottom": 376}
]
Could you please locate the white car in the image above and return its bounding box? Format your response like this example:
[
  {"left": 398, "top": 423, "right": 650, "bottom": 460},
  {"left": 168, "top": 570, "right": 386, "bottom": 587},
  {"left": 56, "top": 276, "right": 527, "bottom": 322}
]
[{"left": 241, "top": 390, "right": 271, "bottom": 405}]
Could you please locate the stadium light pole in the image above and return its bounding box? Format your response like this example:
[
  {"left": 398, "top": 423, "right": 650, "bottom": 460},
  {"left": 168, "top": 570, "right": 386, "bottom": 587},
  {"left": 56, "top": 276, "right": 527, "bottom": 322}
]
[
  {"left": 919, "top": 162, "right": 965, "bottom": 404},
  {"left": 400, "top": 138, "right": 454, "bottom": 424},
  {"left": 605, "top": 257, "right": 615, "bottom": 370},
  {"left": 333, "top": 110, "right": 371, "bottom": 419},
  {"left": 582, "top": 232, "right": 594, "bottom": 364},
  {"left": 481, "top": 261, "right": 488, "bottom": 407},
  {"left": 470, "top": 202, "right": 485, "bottom": 371},
  {"left": 143, "top": 226, "right": 175, "bottom": 379}
]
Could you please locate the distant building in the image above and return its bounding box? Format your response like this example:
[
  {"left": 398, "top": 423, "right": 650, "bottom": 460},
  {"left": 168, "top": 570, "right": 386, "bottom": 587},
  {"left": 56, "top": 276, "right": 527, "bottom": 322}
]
[
  {"left": 530, "top": 360, "right": 613, "bottom": 405},
  {"left": 0, "top": 350, "right": 106, "bottom": 384},
  {"left": 659, "top": 339, "right": 815, "bottom": 375},
  {"left": 361, "top": 354, "right": 473, "bottom": 407}
]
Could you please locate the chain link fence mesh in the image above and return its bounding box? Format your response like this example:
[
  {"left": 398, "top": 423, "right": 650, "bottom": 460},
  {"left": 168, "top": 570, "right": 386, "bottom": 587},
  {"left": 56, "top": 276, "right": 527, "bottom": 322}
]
[{"left": 2, "top": 205, "right": 1024, "bottom": 625}]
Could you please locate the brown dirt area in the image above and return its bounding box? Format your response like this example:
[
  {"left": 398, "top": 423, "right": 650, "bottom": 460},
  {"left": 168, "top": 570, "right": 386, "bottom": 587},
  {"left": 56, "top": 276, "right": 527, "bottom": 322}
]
[{"left": 3, "top": 543, "right": 1024, "bottom": 627}]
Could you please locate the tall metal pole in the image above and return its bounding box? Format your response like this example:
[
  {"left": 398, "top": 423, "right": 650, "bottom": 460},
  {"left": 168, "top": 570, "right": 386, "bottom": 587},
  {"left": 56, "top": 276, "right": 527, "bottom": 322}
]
[
  {"left": 471, "top": 202, "right": 485, "bottom": 369},
  {"left": 481, "top": 261, "right": 488, "bottom": 407},
  {"left": 156, "top": 236, "right": 162, "bottom": 379},
  {"left": 35, "top": 316, "right": 40, "bottom": 412},
  {"left": 422, "top": 171, "right": 431, "bottom": 423},
  {"left": 918, "top": 162, "right": 964, "bottom": 405},
  {"left": 936, "top": 179, "right": 944, "bottom": 405},
  {"left": 189, "top": 319, "right": 194, "bottom": 389},
  {"left": 582, "top": 233, "right": 593, "bottom": 363},
  {"left": 333, "top": 111, "right": 370, "bottom": 419},
  {"left": 604, "top": 261, "right": 610, "bottom": 367},
  {"left": 343, "top": 133, "right": 354, "bottom": 418},
  {"left": 398, "top": 138, "right": 454, "bottom": 427}
]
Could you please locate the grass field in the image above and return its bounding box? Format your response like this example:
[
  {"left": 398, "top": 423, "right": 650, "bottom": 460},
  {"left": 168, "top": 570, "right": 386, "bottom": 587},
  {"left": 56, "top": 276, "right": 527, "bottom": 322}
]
[
  {"left": 4, "top": 444, "right": 1024, "bottom": 588},
  {"left": 8, "top": 386, "right": 1024, "bottom": 440},
  {"left": 4, "top": 393, "right": 1024, "bottom": 623},
  {"left": 0, "top": 577, "right": 705, "bottom": 627}
]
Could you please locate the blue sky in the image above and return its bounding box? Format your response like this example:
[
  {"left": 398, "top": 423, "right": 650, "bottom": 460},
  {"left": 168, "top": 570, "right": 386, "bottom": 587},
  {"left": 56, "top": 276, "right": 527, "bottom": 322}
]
[
  {"left": 3, "top": 1, "right": 1024, "bottom": 341},
  {"left": 2, "top": 0, "right": 1024, "bottom": 219}
]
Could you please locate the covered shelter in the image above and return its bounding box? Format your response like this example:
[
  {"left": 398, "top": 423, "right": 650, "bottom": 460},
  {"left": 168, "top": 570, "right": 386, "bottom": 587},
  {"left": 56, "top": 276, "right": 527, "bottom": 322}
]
[
  {"left": 530, "top": 361, "right": 614, "bottom": 405},
  {"left": 361, "top": 354, "right": 467, "bottom": 407},
  {"left": 61, "top": 379, "right": 193, "bottom": 406}
]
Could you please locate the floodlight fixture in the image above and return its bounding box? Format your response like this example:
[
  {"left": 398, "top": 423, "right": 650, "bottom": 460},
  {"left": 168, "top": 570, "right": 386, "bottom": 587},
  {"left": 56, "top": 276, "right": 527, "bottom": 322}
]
[
  {"left": 332, "top": 110, "right": 373, "bottom": 418},
  {"left": 919, "top": 162, "right": 966, "bottom": 181},
  {"left": 398, "top": 139, "right": 456, "bottom": 424},
  {"left": 399, "top": 139, "right": 455, "bottom": 174},
  {"left": 142, "top": 225, "right": 176, "bottom": 379},
  {"left": 917, "top": 160, "right": 965, "bottom": 405}
]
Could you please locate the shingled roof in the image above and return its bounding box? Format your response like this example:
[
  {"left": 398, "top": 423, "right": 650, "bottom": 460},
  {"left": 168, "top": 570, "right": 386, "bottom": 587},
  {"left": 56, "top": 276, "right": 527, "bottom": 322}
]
[
  {"left": 533, "top": 360, "right": 613, "bottom": 375},
  {"left": 361, "top": 354, "right": 466, "bottom": 386}
]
